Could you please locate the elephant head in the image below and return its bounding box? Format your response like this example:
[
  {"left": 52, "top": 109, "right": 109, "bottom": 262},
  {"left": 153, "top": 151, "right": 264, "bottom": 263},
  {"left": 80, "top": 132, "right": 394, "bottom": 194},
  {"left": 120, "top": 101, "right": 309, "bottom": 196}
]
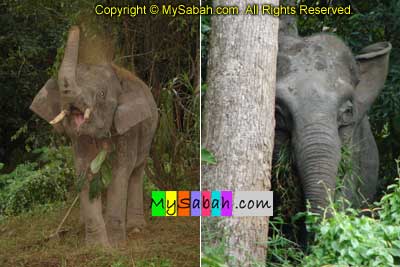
[
  {"left": 276, "top": 34, "right": 391, "bottom": 214},
  {"left": 30, "top": 26, "right": 152, "bottom": 139}
]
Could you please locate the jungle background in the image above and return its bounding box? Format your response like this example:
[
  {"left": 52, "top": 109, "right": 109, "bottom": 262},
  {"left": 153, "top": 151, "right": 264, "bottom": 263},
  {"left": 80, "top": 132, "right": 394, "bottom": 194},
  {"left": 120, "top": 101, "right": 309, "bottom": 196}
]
[
  {"left": 201, "top": 0, "right": 400, "bottom": 266},
  {"left": 0, "top": 0, "right": 200, "bottom": 266}
]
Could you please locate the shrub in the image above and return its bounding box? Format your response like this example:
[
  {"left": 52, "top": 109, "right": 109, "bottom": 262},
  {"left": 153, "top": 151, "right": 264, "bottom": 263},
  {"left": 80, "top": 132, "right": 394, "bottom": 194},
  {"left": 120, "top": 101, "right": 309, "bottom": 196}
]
[
  {"left": 267, "top": 157, "right": 400, "bottom": 266},
  {"left": 0, "top": 146, "right": 74, "bottom": 216},
  {"left": 379, "top": 161, "right": 400, "bottom": 225},
  {"left": 302, "top": 160, "right": 400, "bottom": 267}
]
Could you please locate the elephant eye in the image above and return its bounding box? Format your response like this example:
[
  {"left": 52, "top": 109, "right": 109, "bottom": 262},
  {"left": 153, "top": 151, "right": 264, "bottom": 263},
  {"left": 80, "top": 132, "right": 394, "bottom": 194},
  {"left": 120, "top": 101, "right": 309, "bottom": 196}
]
[
  {"left": 275, "top": 106, "right": 288, "bottom": 130},
  {"left": 338, "top": 100, "right": 354, "bottom": 126},
  {"left": 276, "top": 113, "right": 285, "bottom": 128},
  {"left": 99, "top": 90, "right": 106, "bottom": 98}
]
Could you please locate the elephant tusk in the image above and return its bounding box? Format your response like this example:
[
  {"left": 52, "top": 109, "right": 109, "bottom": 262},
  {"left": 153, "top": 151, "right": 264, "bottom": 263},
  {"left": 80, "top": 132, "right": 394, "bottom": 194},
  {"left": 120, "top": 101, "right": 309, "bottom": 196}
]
[
  {"left": 50, "top": 110, "right": 68, "bottom": 125},
  {"left": 84, "top": 108, "right": 91, "bottom": 120}
]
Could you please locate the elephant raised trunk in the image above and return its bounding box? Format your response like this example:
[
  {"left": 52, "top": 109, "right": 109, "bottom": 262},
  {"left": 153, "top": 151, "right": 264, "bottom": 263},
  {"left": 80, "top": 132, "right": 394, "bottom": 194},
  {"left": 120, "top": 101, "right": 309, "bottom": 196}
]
[
  {"left": 293, "top": 122, "right": 341, "bottom": 215},
  {"left": 58, "top": 26, "right": 80, "bottom": 96}
]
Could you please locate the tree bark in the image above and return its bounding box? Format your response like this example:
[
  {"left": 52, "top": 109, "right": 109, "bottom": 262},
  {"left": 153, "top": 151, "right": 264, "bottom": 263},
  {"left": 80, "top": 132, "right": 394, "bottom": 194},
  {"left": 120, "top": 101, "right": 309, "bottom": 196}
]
[{"left": 202, "top": 0, "right": 279, "bottom": 266}]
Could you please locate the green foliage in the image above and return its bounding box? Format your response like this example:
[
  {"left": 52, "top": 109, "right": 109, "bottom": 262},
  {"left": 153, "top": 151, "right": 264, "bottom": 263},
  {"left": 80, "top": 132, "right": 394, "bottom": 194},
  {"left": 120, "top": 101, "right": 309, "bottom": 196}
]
[
  {"left": 0, "top": 1, "right": 82, "bottom": 166},
  {"left": 201, "top": 147, "right": 216, "bottom": 164},
  {"left": 0, "top": 146, "right": 74, "bottom": 216},
  {"left": 135, "top": 258, "right": 172, "bottom": 267},
  {"left": 269, "top": 142, "right": 306, "bottom": 267},
  {"left": 266, "top": 217, "right": 305, "bottom": 267},
  {"left": 90, "top": 150, "right": 107, "bottom": 174},
  {"left": 77, "top": 149, "right": 114, "bottom": 200},
  {"left": 271, "top": 142, "right": 304, "bottom": 223},
  {"left": 201, "top": 229, "right": 230, "bottom": 267},
  {"left": 107, "top": 257, "right": 172, "bottom": 267},
  {"left": 303, "top": 171, "right": 400, "bottom": 267},
  {"left": 148, "top": 72, "right": 200, "bottom": 190},
  {"left": 201, "top": 213, "right": 231, "bottom": 267},
  {"left": 270, "top": 138, "right": 400, "bottom": 266},
  {"left": 303, "top": 212, "right": 400, "bottom": 266},
  {"left": 88, "top": 159, "right": 113, "bottom": 200},
  {"left": 336, "top": 145, "right": 363, "bottom": 204},
  {"left": 268, "top": 159, "right": 400, "bottom": 267},
  {"left": 337, "top": 146, "right": 354, "bottom": 181},
  {"left": 201, "top": 253, "right": 229, "bottom": 267},
  {"left": 201, "top": 217, "right": 304, "bottom": 267},
  {"left": 378, "top": 160, "right": 400, "bottom": 225},
  {"left": 298, "top": 0, "right": 386, "bottom": 51},
  {"left": 110, "top": 259, "right": 129, "bottom": 267}
]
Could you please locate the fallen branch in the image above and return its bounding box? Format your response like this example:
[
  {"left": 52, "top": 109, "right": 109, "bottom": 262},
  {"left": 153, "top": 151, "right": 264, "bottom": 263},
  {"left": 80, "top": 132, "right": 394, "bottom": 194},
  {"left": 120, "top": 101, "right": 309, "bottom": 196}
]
[{"left": 47, "top": 194, "right": 79, "bottom": 240}]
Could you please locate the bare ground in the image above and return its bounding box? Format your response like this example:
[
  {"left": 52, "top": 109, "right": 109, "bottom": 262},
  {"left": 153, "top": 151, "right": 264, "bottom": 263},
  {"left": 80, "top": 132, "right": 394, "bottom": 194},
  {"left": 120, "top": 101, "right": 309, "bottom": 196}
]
[{"left": 0, "top": 198, "right": 200, "bottom": 267}]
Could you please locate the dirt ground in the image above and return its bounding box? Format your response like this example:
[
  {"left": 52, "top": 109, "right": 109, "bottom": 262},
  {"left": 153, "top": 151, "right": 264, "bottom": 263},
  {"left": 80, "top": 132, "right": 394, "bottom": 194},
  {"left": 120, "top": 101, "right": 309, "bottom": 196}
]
[{"left": 0, "top": 198, "right": 200, "bottom": 267}]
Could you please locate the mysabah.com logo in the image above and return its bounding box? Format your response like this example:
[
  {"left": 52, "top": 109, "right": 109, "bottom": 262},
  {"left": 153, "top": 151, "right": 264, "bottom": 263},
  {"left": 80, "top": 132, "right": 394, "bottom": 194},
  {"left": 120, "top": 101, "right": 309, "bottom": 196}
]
[{"left": 151, "top": 191, "right": 273, "bottom": 217}]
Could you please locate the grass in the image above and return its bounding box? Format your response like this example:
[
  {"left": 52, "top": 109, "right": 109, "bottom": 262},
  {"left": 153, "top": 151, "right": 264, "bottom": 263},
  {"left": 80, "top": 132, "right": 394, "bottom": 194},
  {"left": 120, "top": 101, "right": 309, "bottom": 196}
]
[{"left": 0, "top": 196, "right": 200, "bottom": 267}]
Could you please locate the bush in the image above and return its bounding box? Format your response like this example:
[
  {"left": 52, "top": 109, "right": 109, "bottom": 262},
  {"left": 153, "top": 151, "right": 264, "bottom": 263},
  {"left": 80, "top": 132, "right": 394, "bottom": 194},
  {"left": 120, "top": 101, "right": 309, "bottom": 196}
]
[
  {"left": 302, "top": 160, "right": 400, "bottom": 267},
  {"left": 0, "top": 146, "right": 74, "bottom": 216},
  {"left": 267, "top": 159, "right": 400, "bottom": 267}
]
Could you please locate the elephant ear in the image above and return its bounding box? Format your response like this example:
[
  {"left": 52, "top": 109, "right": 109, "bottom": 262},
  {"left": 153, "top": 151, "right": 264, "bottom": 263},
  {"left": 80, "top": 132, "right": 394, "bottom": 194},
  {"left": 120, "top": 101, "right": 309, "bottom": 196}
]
[
  {"left": 354, "top": 42, "right": 392, "bottom": 120},
  {"left": 113, "top": 79, "right": 152, "bottom": 135},
  {"left": 30, "top": 78, "right": 64, "bottom": 132}
]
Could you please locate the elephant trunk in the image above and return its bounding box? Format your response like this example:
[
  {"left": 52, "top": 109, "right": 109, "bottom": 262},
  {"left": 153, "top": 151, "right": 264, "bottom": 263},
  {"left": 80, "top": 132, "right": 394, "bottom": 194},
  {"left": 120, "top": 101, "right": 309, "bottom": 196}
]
[
  {"left": 294, "top": 122, "right": 340, "bottom": 215},
  {"left": 58, "top": 26, "right": 80, "bottom": 96}
]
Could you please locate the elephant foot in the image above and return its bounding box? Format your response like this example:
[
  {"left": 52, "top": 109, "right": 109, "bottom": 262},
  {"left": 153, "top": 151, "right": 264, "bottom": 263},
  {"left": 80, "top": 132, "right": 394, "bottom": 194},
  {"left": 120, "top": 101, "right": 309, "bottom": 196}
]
[
  {"left": 85, "top": 226, "right": 110, "bottom": 248},
  {"left": 127, "top": 215, "right": 147, "bottom": 232},
  {"left": 107, "top": 230, "right": 127, "bottom": 247},
  {"left": 106, "top": 217, "right": 127, "bottom": 247}
]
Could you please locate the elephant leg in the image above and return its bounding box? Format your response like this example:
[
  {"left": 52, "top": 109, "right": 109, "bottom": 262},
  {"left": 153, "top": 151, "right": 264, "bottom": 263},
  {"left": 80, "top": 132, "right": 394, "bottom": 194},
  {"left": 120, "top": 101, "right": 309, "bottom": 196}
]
[
  {"left": 79, "top": 204, "right": 85, "bottom": 226},
  {"left": 72, "top": 137, "right": 109, "bottom": 247},
  {"left": 80, "top": 183, "right": 110, "bottom": 247},
  {"left": 126, "top": 162, "right": 146, "bottom": 231},
  {"left": 105, "top": 168, "right": 130, "bottom": 246}
]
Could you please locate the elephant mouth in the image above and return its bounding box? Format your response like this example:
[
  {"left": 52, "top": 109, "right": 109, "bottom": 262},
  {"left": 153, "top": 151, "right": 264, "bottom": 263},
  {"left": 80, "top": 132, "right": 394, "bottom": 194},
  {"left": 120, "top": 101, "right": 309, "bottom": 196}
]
[
  {"left": 49, "top": 106, "right": 91, "bottom": 130},
  {"left": 71, "top": 106, "right": 91, "bottom": 130},
  {"left": 71, "top": 107, "right": 85, "bottom": 128}
]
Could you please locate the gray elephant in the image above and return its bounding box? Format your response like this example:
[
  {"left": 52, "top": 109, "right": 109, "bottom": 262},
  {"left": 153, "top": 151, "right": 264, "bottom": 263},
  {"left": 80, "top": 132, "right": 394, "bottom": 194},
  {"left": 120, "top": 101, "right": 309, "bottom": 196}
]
[
  {"left": 275, "top": 28, "right": 391, "bottom": 215},
  {"left": 30, "top": 26, "right": 158, "bottom": 247}
]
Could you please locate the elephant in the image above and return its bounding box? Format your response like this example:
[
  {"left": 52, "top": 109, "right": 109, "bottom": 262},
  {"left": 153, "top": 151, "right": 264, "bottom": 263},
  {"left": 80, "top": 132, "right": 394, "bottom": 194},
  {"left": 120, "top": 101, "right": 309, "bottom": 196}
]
[
  {"left": 30, "top": 26, "right": 158, "bottom": 247},
  {"left": 274, "top": 31, "right": 392, "bottom": 215}
]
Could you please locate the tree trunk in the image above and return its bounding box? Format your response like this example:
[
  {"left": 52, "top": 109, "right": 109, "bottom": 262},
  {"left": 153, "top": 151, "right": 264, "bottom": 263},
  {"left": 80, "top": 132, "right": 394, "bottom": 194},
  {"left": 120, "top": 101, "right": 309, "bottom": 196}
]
[{"left": 202, "top": 0, "right": 279, "bottom": 265}]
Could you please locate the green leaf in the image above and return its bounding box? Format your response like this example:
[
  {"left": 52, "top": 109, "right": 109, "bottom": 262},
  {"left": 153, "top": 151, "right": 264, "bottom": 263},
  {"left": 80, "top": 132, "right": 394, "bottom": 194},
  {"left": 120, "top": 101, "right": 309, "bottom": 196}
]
[
  {"left": 100, "top": 161, "right": 112, "bottom": 187},
  {"left": 201, "top": 84, "right": 208, "bottom": 93},
  {"left": 0, "top": 163, "right": 4, "bottom": 171},
  {"left": 291, "top": 211, "right": 306, "bottom": 223},
  {"left": 89, "top": 174, "right": 102, "bottom": 200},
  {"left": 201, "top": 254, "right": 228, "bottom": 267},
  {"left": 201, "top": 148, "right": 216, "bottom": 164},
  {"left": 90, "top": 149, "right": 107, "bottom": 174}
]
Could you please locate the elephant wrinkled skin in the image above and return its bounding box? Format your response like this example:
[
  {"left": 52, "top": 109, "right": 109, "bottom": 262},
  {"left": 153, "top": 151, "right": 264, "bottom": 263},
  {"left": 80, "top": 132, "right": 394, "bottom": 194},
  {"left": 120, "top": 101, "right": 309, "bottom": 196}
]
[
  {"left": 30, "top": 26, "right": 158, "bottom": 247},
  {"left": 275, "top": 33, "right": 391, "bottom": 215}
]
